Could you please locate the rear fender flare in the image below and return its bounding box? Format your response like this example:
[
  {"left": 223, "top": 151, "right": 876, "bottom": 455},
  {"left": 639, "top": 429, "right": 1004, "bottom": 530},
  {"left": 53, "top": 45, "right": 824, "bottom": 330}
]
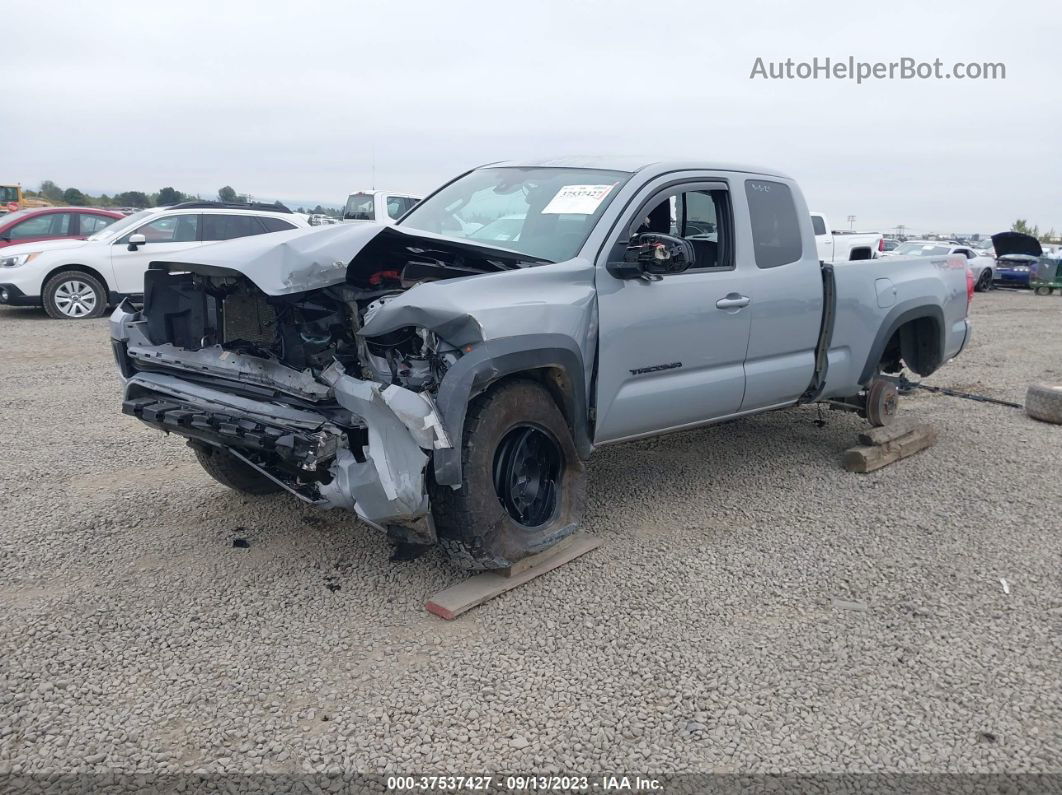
[
  {"left": 858, "top": 301, "right": 945, "bottom": 384},
  {"left": 432, "top": 334, "right": 590, "bottom": 487}
]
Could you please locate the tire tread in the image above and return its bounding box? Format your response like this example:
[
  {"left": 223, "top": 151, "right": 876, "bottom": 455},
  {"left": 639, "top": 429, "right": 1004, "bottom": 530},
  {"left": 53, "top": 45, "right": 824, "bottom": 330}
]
[
  {"left": 1026, "top": 383, "right": 1062, "bottom": 425},
  {"left": 192, "top": 444, "right": 283, "bottom": 495}
]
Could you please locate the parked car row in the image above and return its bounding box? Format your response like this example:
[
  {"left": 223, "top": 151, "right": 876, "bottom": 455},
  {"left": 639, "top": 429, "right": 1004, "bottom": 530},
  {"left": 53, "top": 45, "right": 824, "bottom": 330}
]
[{"left": 0, "top": 201, "right": 306, "bottom": 318}]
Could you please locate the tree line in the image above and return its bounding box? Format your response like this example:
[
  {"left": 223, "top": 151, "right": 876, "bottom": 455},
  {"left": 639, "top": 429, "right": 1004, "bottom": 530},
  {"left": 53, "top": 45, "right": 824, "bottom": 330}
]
[
  {"left": 1011, "top": 219, "right": 1057, "bottom": 243},
  {"left": 25, "top": 181, "right": 340, "bottom": 217}
]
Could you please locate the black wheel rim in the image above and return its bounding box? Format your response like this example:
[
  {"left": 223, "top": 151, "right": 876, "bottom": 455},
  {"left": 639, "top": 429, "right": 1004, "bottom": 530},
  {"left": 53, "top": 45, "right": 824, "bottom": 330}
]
[{"left": 492, "top": 424, "right": 562, "bottom": 528}]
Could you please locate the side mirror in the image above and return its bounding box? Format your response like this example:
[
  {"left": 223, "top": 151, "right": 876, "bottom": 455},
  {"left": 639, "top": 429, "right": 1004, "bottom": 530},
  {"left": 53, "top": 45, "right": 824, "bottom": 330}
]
[
  {"left": 608, "top": 233, "right": 695, "bottom": 280},
  {"left": 127, "top": 233, "right": 146, "bottom": 251}
]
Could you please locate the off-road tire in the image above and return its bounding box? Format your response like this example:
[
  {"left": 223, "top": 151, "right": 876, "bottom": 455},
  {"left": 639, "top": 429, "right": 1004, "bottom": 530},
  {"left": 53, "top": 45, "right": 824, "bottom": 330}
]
[
  {"left": 430, "top": 379, "right": 586, "bottom": 571},
  {"left": 1025, "top": 383, "right": 1062, "bottom": 425},
  {"left": 191, "top": 443, "right": 282, "bottom": 495},
  {"left": 42, "top": 271, "right": 108, "bottom": 320}
]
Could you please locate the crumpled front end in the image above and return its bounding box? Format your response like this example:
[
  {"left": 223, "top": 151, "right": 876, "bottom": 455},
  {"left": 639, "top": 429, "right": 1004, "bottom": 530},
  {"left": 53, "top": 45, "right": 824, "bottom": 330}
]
[
  {"left": 109, "top": 223, "right": 596, "bottom": 551},
  {"left": 110, "top": 287, "right": 452, "bottom": 541}
]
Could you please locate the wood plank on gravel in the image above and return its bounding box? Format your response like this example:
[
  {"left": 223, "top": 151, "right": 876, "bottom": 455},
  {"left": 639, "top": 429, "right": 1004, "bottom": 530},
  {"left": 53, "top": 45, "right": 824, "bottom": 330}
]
[
  {"left": 425, "top": 533, "right": 601, "bottom": 620},
  {"left": 844, "top": 425, "right": 938, "bottom": 473}
]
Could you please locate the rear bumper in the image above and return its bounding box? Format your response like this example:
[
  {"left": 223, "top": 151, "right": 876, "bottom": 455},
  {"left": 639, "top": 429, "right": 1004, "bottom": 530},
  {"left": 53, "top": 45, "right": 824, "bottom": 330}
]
[
  {"left": 110, "top": 303, "right": 450, "bottom": 533},
  {"left": 0, "top": 283, "right": 40, "bottom": 307}
]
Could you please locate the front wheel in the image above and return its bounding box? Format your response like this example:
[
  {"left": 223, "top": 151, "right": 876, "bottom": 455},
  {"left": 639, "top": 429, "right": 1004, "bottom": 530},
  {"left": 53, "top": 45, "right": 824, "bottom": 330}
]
[
  {"left": 191, "top": 442, "right": 283, "bottom": 496},
  {"left": 430, "top": 379, "right": 586, "bottom": 570},
  {"left": 42, "top": 271, "right": 108, "bottom": 319},
  {"left": 1035, "top": 286, "right": 1053, "bottom": 296}
]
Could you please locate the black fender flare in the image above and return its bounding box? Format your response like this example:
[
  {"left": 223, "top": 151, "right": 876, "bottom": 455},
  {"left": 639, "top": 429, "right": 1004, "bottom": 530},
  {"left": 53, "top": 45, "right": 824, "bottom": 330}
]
[
  {"left": 858, "top": 301, "right": 945, "bottom": 385},
  {"left": 432, "top": 334, "right": 591, "bottom": 487}
]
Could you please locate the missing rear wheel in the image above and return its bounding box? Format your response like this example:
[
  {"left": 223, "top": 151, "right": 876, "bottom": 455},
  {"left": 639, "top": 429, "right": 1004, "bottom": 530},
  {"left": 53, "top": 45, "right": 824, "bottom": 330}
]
[{"left": 866, "top": 379, "right": 899, "bottom": 427}]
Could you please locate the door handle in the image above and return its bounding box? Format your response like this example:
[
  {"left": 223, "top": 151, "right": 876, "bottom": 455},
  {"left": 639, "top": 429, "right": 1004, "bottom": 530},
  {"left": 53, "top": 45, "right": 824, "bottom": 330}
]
[{"left": 716, "top": 294, "right": 750, "bottom": 309}]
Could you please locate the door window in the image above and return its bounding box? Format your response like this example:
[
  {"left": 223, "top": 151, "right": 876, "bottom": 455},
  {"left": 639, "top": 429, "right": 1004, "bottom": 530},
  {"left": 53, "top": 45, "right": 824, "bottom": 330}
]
[
  {"left": 8, "top": 213, "right": 73, "bottom": 238},
  {"left": 124, "top": 214, "right": 199, "bottom": 243},
  {"left": 811, "top": 215, "right": 827, "bottom": 235},
  {"left": 628, "top": 187, "right": 732, "bottom": 271},
  {"left": 201, "top": 214, "right": 270, "bottom": 241},
  {"left": 745, "top": 180, "right": 803, "bottom": 269},
  {"left": 79, "top": 214, "right": 116, "bottom": 235},
  {"left": 386, "top": 196, "right": 416, "bottom": 220}
]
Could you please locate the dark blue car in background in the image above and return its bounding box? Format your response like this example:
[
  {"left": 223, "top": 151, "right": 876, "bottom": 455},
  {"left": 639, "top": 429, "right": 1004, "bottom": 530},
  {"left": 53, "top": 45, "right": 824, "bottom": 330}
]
[{"left": 992, "top": 232, "right": 1043, "bottom": 288}]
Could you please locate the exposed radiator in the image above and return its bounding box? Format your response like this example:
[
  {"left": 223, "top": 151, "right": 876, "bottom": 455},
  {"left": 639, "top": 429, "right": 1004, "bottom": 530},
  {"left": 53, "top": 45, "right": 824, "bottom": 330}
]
[{"left": 222, "top": 291, "right": 276, "bottom": 345}]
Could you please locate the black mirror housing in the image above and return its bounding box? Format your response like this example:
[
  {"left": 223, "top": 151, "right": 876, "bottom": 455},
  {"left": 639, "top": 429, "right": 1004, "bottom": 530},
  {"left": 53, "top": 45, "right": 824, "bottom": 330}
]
[{"left": 609, "top": 233, "right": 696, "bottom": 279}]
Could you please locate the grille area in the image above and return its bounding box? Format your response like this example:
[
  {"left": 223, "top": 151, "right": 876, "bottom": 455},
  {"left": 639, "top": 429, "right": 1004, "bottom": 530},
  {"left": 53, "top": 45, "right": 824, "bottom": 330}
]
[{"left": 223, "top": 291, "right": 276, "bottom": 345}]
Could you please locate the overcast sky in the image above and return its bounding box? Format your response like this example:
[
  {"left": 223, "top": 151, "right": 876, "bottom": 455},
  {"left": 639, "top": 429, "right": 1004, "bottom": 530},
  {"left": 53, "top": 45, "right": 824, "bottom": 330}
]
[{"left": 4, "top": 0, "right": 1058, "bottom": 234}]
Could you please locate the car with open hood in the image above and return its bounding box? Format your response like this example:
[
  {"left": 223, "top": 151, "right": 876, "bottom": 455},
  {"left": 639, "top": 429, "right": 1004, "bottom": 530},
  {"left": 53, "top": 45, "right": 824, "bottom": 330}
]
[
  {"left": 991, "top": 231, "right": 1043, "bottom": 288},
  {"left": 110, "top": 158, "right": 972, "bottom": 570}
]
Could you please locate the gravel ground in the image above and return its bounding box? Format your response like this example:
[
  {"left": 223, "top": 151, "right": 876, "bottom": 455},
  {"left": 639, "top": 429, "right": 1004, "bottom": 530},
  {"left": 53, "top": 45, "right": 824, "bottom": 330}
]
[{"left": 0, "top": 290, "right": 1060, "bottom": 778}]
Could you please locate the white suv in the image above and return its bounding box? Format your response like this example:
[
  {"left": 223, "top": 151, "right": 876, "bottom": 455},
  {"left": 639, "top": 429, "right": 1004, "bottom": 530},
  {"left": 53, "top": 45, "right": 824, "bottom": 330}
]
[{"left": 0, "top": 202, "right": 307, "bottom": 319}]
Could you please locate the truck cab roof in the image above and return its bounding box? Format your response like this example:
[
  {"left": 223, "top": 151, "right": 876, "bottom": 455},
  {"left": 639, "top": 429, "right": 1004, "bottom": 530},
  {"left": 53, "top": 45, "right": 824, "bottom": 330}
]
[{"left": 484, "top": 157, "right": 792, "bottom": 180}]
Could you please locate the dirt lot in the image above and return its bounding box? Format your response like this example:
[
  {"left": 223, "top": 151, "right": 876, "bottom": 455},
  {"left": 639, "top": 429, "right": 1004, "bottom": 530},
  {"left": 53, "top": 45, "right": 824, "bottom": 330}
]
[{"left": 1, "top": 291, "right": 1060, "bottom": 776}]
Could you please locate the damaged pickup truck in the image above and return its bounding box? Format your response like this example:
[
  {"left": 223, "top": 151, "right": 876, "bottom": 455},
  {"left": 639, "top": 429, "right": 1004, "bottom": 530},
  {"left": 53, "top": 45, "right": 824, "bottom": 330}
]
[{"left": 111, "top": 158, "right": 972, "bottom": 569}]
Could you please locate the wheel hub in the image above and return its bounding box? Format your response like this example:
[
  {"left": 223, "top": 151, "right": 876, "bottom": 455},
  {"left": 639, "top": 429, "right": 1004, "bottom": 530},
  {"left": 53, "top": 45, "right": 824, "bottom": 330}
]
[
  {"left": 54, "top": 280, "right": 97, "bottom": 318},
  {"left": 492, "top": 425, "right": 561, "bottom": 528}
]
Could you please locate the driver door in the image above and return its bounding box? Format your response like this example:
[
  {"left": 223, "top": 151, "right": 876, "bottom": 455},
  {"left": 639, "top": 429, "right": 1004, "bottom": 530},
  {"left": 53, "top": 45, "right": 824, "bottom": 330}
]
[
  {"left": 593, "top": 177, "right": 752, "bottom": 443},
  {"left": 110, "top": 213, "right": 204, "bottom": 295}
]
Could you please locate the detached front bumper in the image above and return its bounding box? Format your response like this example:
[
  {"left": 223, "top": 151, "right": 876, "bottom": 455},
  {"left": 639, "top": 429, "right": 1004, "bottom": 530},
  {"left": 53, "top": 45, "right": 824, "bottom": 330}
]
[{"left": 110, "top": 303, "right": 450, "bottom": 534}]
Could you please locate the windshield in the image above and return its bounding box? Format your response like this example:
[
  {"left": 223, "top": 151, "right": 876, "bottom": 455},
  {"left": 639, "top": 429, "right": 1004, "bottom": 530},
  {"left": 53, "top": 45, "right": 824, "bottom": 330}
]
[
  {"left": 344, "top": 193, "right": 375, "bottom": 220},
  {"left": 399, "top": 167, "right": 630, "bottom": 262},
  {"left": 87, "top": 209, "right": 154, "bottom": 240},
  {"left": 893, "top": 242, "right": 953, "bottom": 257},
  {"left": 0, "top": 186, "right": 19, "bottom": 204}
]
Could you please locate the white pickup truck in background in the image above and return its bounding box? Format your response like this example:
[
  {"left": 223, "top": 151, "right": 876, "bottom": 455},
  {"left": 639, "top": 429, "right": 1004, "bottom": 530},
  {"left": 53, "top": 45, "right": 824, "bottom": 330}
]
[
  {"left": 342, "top": 190, "right": 420, "bottom": 225},
  {"left": 811, "top": 212, "right": 883, "bottom": 262}
]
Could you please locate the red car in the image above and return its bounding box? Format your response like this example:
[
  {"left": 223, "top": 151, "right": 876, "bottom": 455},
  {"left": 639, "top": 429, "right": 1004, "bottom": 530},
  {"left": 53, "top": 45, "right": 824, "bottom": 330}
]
[{"left": 0, "top": 207, "right": 124, "bottom": 249}]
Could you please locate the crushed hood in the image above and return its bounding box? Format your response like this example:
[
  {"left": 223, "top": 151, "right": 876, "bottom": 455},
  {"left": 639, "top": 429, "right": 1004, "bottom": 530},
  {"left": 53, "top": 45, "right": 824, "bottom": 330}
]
[
  {"left": 991, "top": 232, "right": 1043, "bottom": 259},
  {"left": 149, "top": 222, "right": 547, "bottom": 296}
]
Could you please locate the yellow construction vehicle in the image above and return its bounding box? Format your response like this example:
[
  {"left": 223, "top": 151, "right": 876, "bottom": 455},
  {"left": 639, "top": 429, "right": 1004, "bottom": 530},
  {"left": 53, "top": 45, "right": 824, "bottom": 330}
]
[{"left": 0, "top": 184, "right": 53, "bottom": 214}]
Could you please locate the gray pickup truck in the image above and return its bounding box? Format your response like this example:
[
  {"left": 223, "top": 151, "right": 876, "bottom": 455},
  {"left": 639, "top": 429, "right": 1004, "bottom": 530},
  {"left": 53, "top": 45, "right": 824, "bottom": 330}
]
[{"left": 111, "top": 158, "right": 972, "bottom": 569}]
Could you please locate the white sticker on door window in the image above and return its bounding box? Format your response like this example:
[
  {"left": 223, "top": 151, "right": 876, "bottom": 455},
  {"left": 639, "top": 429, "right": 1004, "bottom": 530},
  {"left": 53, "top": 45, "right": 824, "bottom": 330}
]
[{"left": 541, "top": 184, "right": 615, "bottom": 215}]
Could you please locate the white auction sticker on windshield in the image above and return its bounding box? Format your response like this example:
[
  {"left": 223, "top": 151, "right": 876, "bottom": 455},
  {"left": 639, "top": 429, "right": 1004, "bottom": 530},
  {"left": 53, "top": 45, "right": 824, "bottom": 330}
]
[{"left": 541, "top": 184, "right": 615, "bottom": 215}]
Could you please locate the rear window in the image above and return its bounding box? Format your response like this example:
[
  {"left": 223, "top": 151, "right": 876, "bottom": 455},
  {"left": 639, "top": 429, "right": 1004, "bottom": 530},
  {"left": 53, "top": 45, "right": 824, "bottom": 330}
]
[
  {"left": 344, "top": 193, "right": 375, "bottom": 220},
  {"left": 259, "top": 217, "right": 297, "bottom": 233},
  {"left": 811, "top": 215, "right": 826, "bottom": 236},
  {"left": 746, "top": 180, "right": 802, "bottom": 269},
  {"left": 202, "top": 214, "right": 268, "bottom": 241}
]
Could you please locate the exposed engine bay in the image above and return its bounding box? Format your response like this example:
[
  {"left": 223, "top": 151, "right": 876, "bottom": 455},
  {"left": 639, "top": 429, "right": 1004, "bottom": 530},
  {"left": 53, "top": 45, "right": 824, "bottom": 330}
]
[{"left": 111, "top": 225, "right": 547, "bottom": 544}]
